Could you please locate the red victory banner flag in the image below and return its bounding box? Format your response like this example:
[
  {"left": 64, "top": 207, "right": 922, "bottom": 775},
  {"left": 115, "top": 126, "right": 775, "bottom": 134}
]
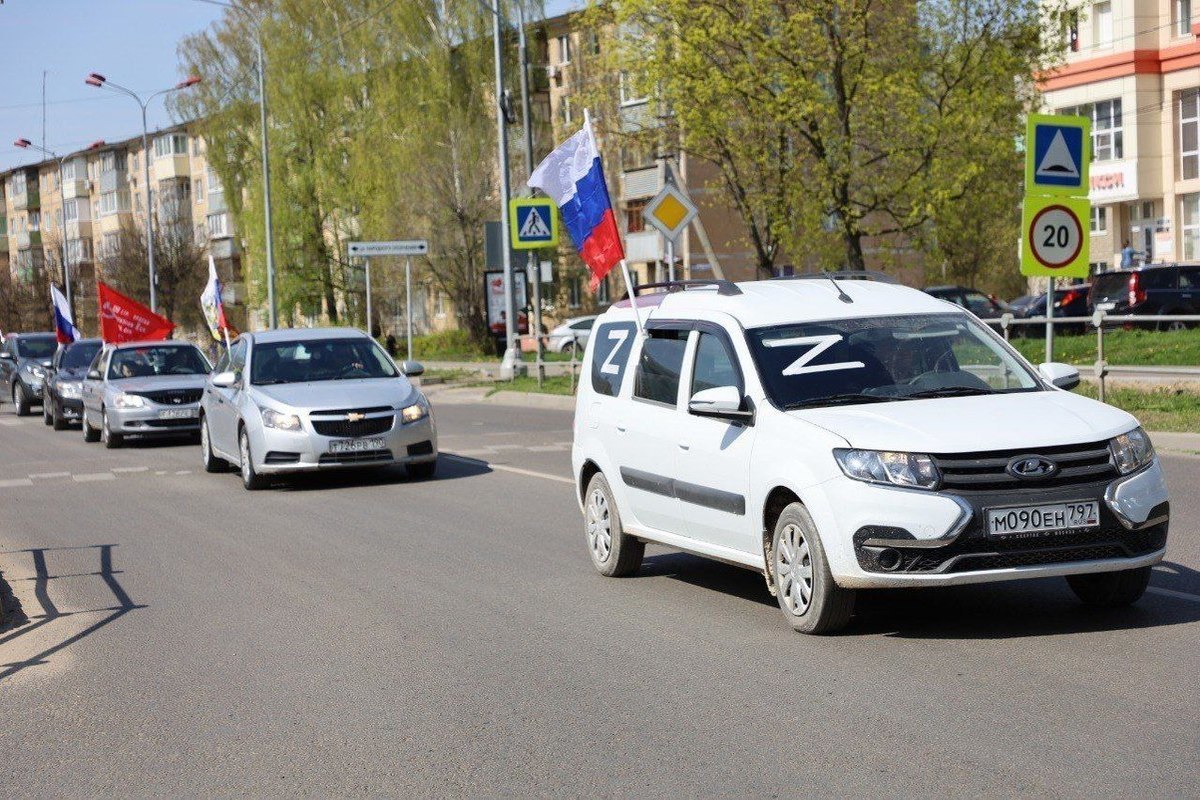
[{"left": 97, "top": 281, "right": 176, "bottom": 343}]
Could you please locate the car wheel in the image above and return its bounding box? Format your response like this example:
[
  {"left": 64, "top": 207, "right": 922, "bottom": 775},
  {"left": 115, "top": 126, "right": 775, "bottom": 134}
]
[
  {"left": 239, "top": 428, "right": 266, "bottom": 490},
  {"left": 771, "top": 502, "right": 855, "bottom": 634},
  {"left": 52, "top": 401, "right": 68, "bottom": 431},
  {"left": 1066, "top": 566, "right": 1151, "bottom": 606},
  {"left": 82, "top": 411, "right": 100, "bottom": 443},
  {"left": 13, "top": 382, "right": 31, "bottom": 416},
  {"left": 407, "top": 459, "right": 437, "bottom": 480},
  {"left": 201, "top": 417, "right": 229, "bottom": 473},
  {"left": 101, "top": 410, "right": 123, "bottom": 449},
  {"left": 583, "top": 472, "right": 643, "bottom": 577}
]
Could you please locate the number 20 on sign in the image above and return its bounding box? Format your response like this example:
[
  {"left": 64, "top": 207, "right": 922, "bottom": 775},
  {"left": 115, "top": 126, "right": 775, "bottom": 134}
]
[{"left": 1020, "top": 195, "right": 1090, "bottom": 279}]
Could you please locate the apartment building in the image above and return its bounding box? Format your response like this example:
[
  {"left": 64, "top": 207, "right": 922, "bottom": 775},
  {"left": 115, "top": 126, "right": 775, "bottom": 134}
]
[
  {"left": 1, "top": 121, "right": 240, "bottom": 314},
  {"left": 1041, "top": 0, "right": 1200, "bottom": 268}
]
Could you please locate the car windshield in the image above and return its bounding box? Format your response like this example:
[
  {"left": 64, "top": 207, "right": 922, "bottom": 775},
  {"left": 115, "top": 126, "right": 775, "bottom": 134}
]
[
  {"left": 108, "top": 345, "right": 210, "bottom": 379},
  {"left": 250, "top": 338, "right": 399, "bottom": 385},
  {"left": 747, "top": 313, "right": 1041, "bottom": 410},
  {"left": 61, "top": 342, "right": 102, "bottom": 370},
  {"left": 16, "top": 336, "right": 57, "bottom": 359}
]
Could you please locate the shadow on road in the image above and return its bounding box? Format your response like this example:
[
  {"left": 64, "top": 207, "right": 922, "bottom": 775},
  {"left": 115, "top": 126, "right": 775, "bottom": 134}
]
[
  {"left": 0, "top": 543, "right": 144, "bottom": 681},
  {"left": 273, "top": 453, "right": 492, "bottom": 492},
  {"left": 639, "top": 552, "right": 1200, "bottom": 638}
]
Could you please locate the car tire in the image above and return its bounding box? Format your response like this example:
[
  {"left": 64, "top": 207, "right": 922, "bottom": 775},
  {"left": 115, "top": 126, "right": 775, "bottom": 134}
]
[
  {"left": 101, "top": 410, "right": 123, "bottom": 449},
  {"left": 1066, "top": 566, "right": 1151, "bottom": 606},
  {"left": 82, "top": 411, "right": 100, "bottom": 443},
  {"left": 52, "top": 401, "right": 68, "bottom": 431},
  {"left": 239, "top": 428, "right": 267, "bottom": 490},
  {"left": 583, "top": 472, "right": 643, "bottom": 577},
  {"left": 13, "top": 382, "right": 31, "bottom": 417},
  {"left": 771, "top": 502, "right": 855, "bottom": 634},
  {"left": 201, "top": 418, "right": 229, "bottom": 473},
  {"left": 407, "top": 459, "right": 437, "bottom": 480}
]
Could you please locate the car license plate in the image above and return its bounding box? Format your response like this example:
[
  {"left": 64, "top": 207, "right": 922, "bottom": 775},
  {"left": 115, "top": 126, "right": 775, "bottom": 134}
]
[
  {"left": 157, "top": 408, "right": 197, "bottom": 420},
  {"left": 987, "top": 501, "right": 1100, "bottom": 537},
  {"left": 329, "top": 437, "right": 385, "bottom": 454},
  {"left": 1097, "top": 302, "right": 1116, "bottom": 312}
]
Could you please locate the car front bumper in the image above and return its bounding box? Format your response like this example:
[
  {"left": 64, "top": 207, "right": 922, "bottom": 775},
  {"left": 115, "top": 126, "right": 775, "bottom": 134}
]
[
  {"left": 810, "top": 460, "right": 1169, "bottom": 589},
  {"left": 108, "top": 403, "right": 202, "bottom": 436},
  {"left": 250, "top": 413, "right": 437, "bottom": 474}
]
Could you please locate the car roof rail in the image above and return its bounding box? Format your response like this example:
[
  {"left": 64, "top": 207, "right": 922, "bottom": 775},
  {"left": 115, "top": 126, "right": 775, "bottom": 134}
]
[
  {"left": 634, "top": 279, "right": 744, "bottom": 297},
  {"left": 773, "top": 270, "right": 899, "bottom": 284}
]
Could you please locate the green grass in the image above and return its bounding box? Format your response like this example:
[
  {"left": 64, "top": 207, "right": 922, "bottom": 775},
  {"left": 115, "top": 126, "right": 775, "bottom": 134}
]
[
  {"left": 404, "top": 329, "right": 580, "bottom": 363},
  {"left": 485, "top": 374, "right": 579, "bottom": 396},
  {"left": 1008, "top": 327, "right": 1200, "bottom": 367},
  {"left": 1072, "top": 383, "right": 1199, "bottom": 433}
]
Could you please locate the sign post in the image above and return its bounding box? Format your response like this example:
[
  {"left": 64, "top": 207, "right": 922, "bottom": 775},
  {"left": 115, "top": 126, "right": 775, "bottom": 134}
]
[
  {"left": 644, "top": 183, "right": 699, "bottom": 283},
  {"left": 1022, "top": 114, "right": 1090, "bottom": 364},
  {"left": 509, "top": 198, "right": 558, "bottom": 384},
  {"left": 348, "top": 240, "right": 429, "bottom": 353}
]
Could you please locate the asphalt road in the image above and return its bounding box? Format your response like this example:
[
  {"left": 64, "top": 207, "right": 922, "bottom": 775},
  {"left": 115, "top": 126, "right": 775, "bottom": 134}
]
[{"left": 0, "top": 401, "right": 1197, "bottom": 797}]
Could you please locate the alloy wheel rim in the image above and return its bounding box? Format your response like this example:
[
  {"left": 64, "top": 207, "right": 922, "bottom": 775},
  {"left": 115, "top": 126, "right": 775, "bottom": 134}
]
[
  {"left": 101, "top": 412, "right": 109, "bottom": 443},
  {"left": 240, "top": 434, "right": 251, "bottom": 483},
  {"left": 776, "top": 523, "right": 814, "bottom": 615},
  {"left": 586, "top": 488, "right": 612, "bottom": 562},
  {"left": 201, "top": 422, "right": 210, "bottom": 466}
]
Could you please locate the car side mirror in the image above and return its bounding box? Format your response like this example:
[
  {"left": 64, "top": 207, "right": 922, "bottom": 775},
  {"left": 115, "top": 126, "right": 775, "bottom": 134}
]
[
  {"left": 211, "top": 370, "right": 237, "bottom": 389},
  {"left": 86, "top": 369, "right": 101, "bottom": 380},
  {"left": 1039, "top": 362, "right": 1080, "bottom": 391},
  {"left": 689, "top": 386, "right": 754, "bottom": 424},
  {"left": 400, "top": 360, "right": 424, "bottom": 377},
  {"left": 0, "top": 352, "right": 14, "bottom": 362}
]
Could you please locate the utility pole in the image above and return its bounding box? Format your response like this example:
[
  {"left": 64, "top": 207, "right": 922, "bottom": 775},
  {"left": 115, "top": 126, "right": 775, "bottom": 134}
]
[
  {"left": 488, "top": 0, "right": 522, "bottom": 379},
  {"left": 515, "top": 4, "right": 544, "bottom": 383}
]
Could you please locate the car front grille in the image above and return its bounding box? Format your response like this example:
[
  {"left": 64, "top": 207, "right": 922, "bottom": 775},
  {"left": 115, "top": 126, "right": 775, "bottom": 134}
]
[
  {"left": 311, "top": 406, "right": 392, "bottom": 416},
  {"left": 318, "top": 449, "right": 395, "bottom": 465},
  {"left": 311, "top": 416, "right": 394, "bottom": 438},
  {"left": 131, "top": 388, "right": 203, "bottom": 405},
  {"left": 932, "top": 441, "right": 1117, "bottom": 492},
  {"left": 143, "top": 417, "right": 200, "bottom": 429}
]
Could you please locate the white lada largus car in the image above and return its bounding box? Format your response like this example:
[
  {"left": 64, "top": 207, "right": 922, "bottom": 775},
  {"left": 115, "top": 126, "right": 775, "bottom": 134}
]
[{"left": 572, "top": 275, "right": 1169, "bottom": 634}]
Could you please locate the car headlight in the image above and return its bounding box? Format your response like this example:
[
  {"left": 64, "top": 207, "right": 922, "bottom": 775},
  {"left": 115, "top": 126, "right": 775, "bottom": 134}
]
[
  {"left": 260, "top": 407, "right": 301, "bottom": 431},
  {"left": 400, "top": 396, "right": 429, "bottom": 424},
  {"left": 1109, "top": 427, "right": 1154, "bottom": 475},
  {"left": 57, "top": 381, "right": 82, "bottom": 399},
  {"left": 113, "top": 392, "right": 145, "bottom": 409},
  {"left": 25, "top": 364, "right": 46, "bottom": 380},
  {"left": 833, "top": 448, "right": 940, "bottom": 490}
]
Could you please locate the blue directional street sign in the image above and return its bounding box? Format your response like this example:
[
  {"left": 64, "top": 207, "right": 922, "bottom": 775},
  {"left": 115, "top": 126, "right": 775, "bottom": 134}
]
[
  {"left": 1025, "top": 114, "right": 1090, "bottom": 197},
  {"left": 509, "top": 197, "right": 559, "bottom": 250}
]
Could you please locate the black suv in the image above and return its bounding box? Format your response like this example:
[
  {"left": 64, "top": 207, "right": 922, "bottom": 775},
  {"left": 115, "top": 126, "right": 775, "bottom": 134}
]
[
  {"left": 1089, "top": 264, "right": 1200, "bottom": 330},
  {"left": 0, "top": 332, "right": 57, "bottom": 416},
  {"left": 42, "top": 338, "right": 103, "bottom": 430}
]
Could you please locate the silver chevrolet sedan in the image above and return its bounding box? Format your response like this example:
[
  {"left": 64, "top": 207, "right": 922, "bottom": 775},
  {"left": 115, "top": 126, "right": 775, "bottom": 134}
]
[
  {"left": 199, "top": 327, "right": 437, "bottom": 490},
  {"left": 81, "top": 341, "right": 212, "bottom": 448}
]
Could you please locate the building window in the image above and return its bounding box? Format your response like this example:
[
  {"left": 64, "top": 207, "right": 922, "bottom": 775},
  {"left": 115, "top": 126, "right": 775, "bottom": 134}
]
[
  {"left": 65, "top": 238, "right": 91, "bottom": 265},
  {"left": 191, "top": 137, "right": 201, "bottom": 156},
  {"left": 1178, "top": 0, "right": 1193, "bottom": 36},
  {"left": 207, "top": 168, "right": 224, "bottom": 195},
  {"left": 102, "top": 232, "right": 120, "bottom": 259},
  {"left": 1094, "top": 2, "right": 1112, "bottom": 48},
  {"left": 194, "top": 178, "right": 205, "bottom": 202},
  {"left": 568, "top": 274, "right": 583, "bottom": 308},
  {"left": 559, "top": 95, "right": 573, "bottom": 126},
  {"left": 1183, "top": 194, "right": 1200, "bottom": 259},
  {"left": 101, "top": 152, "right": 117, "bottom": 173},
  {"left": 29, "top": 211, "right": 40, "bottom": 231},
  {"left": 1181, "top": 89, "right": 1200, "bottom": 181},
  {"left": 620, "top": 71, "right": 648, "bottom": 106},
  {"left": 1064, "top": 10, "right": 1079, "bottom": 51},
  {"left": 1090, "top": 206, "right": 1107, "bottom": 234},
  {"left": 207, "top": 212, "right": 229, "bottom": 238},
  {"left": 64, "top": 200, "right": 79, "bottom": 223},
  {"left": 130, "top": 152, "right": 138, "bottom": 172},
  {"left": 556, "top": 34, "right": 571, "bottom": 65},
  {"left": 1060, "top": 100, "right": 1123, "bottom": 161},
  {"left": 55, "top": 209, "right": 63, "bottom": 229},
  {"left": 100, "top": 191, "right": 128, "bottom": 216},
  {"left": 11, "top": 172, "right": 26, "bottom": 195},
  {"left": 625, "top": 199, "right": 647, "bottom": 233},
  {"left": 154, "top": 134, "right": 188, "bottom": 158}
]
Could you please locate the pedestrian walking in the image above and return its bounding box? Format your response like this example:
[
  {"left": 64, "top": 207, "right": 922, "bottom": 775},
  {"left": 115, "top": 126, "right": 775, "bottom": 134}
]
[
  {"left": 1121, "top": 240, "right": 1143, "bottom": 268},
  {"left": 385, "top": 332, "right": 397, "bottom": 357}
]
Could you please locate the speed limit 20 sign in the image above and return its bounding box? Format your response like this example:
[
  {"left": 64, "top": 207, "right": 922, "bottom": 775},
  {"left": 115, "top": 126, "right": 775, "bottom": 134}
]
[{"left": 1020, "top": 195, "right": 1090, "bottom": 278}]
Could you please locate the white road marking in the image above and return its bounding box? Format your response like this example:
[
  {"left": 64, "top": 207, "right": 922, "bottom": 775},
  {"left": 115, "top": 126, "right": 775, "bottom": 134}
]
[
  {"left": 527, "top": 445, "right": 569, "bottom": 452},
  {"left": 174, "top": 470, "right": 191, "bottom": 475},
  {"left": 1147, "top": 586, "right": 1200, "bottom": 604},
  {"left": 29, "top": 472, "right": 71, "bottom": 480},
  {"left": 0, "top": 478, "right": 33, "bottom": 488},
  {"left": 112, "top": 466, "right": 149, "bottom": 474},
  {"left": 72, "top": 472, "right": 116, "bottom": 483},
  {"left": 155, "top": 471, "right": 167, "bottom": 475},
  {"left": 0, "top": 419, "right": 20, "bottom": 427},
  {"left": 443, "top": 454, "right": 573, "bottom": 486}
]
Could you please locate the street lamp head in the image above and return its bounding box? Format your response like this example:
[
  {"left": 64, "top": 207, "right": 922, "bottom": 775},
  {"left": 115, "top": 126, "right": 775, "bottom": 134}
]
[
  {"left": 85, "top": 75, "right": 104, "bottom": 87},
  {"left": 14, "top": 138, "right": 31, "bottom": 148},
  {"left": 177, "top": 76, "right": 202, "bottom": 89}
]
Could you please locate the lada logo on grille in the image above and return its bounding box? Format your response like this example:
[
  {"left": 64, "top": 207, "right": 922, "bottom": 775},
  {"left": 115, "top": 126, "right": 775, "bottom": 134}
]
[
  {"left": 346, "top": 412, "right": 366, "bottom": 422},
  {"left": 1006, "top": 455, "right": 1058, "bottom": 479}
]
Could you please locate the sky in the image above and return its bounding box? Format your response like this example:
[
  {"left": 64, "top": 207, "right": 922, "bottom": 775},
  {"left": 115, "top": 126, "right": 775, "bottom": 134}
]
[{"left": 0, "top": 0, "right": 584, "bottom": 173}]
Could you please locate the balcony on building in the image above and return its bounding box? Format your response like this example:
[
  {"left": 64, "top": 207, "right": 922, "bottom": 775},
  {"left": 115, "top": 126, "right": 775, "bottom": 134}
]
[
  {"left": 60, "top": 157, "right": 91, "bottom": 200},
  {"left": 154, "top": 133, "right": 191, "bottom": 181},
  {"left": 98, "top": 148, "right": 128, "bottom": 194},
  {"left": 13, "top": 230, "right": 42, "bottom": 250},
  {"left": 10, "top": 168, "right": 40, "bottom": 212}
]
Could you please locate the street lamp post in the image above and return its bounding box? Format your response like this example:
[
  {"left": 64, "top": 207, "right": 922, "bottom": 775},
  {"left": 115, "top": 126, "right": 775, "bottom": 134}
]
[
  {"left": 13, "top": 139, "right": 71, "bottom": 315},
  {"left": 193, "top": 0, "right": 278, "bottom": 329},
  {"left": 85, "top": 73, "right": 200, "bottom": 314}
]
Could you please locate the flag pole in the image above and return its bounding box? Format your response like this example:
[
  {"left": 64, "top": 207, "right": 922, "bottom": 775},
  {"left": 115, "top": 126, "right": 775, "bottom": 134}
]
[{"left": 583, "top": 109, "right": 644, "bottom": 338}]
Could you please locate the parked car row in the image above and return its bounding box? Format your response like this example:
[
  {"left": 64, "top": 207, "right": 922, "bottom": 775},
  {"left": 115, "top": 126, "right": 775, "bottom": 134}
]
[{"left": 1, "top": 327, "right": 438, "bottom": 491}]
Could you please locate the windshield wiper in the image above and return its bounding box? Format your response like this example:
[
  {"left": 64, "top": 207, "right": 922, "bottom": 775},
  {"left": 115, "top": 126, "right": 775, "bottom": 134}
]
[
  {"left": 905, "top": 386, "right": 996, "bottom": 399},
  {"left": 783, "top": 393, "right": 898, "bottom": 410}
]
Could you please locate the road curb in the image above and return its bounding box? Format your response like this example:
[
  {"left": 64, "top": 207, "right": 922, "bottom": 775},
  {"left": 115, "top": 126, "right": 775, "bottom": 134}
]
[{"left": 425, "top": 386, "right": 577, "bottom": 411}]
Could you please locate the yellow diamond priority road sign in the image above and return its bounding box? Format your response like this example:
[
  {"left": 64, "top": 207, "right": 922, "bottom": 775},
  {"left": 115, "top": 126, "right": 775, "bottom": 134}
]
[
  {"left": 644, "top": 184, "right": 698, "bottom": 242},
  {"left": 1021, "top": 195, "right": 1090, "bottom": 278}
]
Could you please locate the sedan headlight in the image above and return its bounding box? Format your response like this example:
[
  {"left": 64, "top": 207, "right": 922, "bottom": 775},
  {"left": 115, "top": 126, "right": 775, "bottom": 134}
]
[
  {"left": 113, "top": 392, "right": 145, "bottom": 409},
  {"left": 1109, "top": 427, "right": 1155, "bottom": 475},
  {"left": 400, "top": 396, "right": 429, "bottom": 424},
  {"left": 260, "top": 407, "right": 302, "bottom": 431},
  {"left": 834, "top": 448, "right": 940, "bottom": 490},
  {"left": 57, "top": 381, "right": 82, "bottom": 399},
  {"left": 24, "top": 364, "right": 46, "bottom": 380}
]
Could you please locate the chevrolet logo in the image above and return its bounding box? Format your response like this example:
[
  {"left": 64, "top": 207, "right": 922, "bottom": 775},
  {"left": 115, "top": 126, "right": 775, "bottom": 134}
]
[{"left": 346, "top": 412, "right": 366, "bottom": 422}]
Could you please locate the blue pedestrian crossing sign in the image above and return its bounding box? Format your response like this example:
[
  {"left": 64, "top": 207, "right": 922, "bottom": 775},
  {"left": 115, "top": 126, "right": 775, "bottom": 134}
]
[
  {"left": 1025, "top": 114, "right": 1090, "bottom": 197},
  {"left": 509, "top": 197, "right": 559, "bottom": 250}
]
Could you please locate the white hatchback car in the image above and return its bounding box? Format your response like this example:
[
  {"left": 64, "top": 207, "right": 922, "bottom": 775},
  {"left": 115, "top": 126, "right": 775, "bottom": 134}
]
[{"left": 572, "top": 275, "right": 1170, "bottom": 633}]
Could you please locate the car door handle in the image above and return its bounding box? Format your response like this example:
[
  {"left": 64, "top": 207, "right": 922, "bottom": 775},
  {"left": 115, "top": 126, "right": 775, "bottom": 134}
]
[
  {"left": 678, "top": 441, "right": 691, "bottom": 451},
  {"left": 616, "top": 423, "right": 627, "bottom": 433}
]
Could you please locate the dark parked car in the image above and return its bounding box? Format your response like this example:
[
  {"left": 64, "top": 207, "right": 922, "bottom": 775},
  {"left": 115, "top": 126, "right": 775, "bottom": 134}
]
[
  {"left": 43, "top": 338, "right": 104, "bottom": 430},
  {"left": 0, "top": 332, "right": 57, "bottom": 416},
  {"left": 924, "top": 285, "right": 1010, "bottom": 318},
  {"left": 1014, "top": 283, "right": 1092, "bottom": 335},
  {"left": 1088, "top": 264, "right": 1200, "bottom": 330}
]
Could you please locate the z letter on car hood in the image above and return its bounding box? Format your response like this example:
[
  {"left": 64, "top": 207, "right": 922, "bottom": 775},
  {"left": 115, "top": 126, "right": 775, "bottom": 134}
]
[
  {"left": 792, "top": 391, "right": 1138, "bottom": 453},
  {"left": 255, "top": 377, "right": 415, "bottom": 410}
]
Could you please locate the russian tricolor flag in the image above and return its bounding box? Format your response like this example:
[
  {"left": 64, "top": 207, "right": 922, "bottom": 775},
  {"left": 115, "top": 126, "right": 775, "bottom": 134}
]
[
  {"left": 528, "top": 121, "right": 624, "bottom": 291},
  {"left": 51, "top": 284, "right": 82, "bottom": 344}
]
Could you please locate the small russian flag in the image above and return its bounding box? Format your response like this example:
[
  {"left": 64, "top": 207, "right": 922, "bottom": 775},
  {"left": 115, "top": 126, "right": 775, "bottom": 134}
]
[
  {"left": 528, "top": 121, "right": 624, "bottom": 291},
  {"left": 51, "top": 284, "right": 82, "bottom": 344}
]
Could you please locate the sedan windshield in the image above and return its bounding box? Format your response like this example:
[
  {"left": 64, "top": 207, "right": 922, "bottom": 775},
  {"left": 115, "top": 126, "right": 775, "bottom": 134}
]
[
  {"left": 108, "top": 345, "right": 211, "bottom": 379},
  {"left": 61, "top": 342, "right": 102, "bottom": 370},
  {"left": 250, "top": 338, "right": 398, "bottom": 385},
  {"left": 16, "top": 336, "right": 57, "bottom": 360},
  {"left": 747, "top": 313, "right": 1040, "bottom": 410}
]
